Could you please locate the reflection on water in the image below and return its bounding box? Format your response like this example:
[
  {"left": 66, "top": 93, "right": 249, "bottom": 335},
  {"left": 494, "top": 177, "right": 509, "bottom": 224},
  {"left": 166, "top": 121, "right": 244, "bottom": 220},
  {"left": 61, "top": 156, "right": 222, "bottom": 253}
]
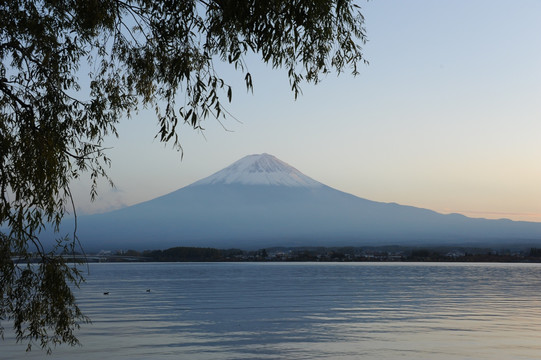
[{"left": 3, "top": 262, "right": 541, "bottom": 359}]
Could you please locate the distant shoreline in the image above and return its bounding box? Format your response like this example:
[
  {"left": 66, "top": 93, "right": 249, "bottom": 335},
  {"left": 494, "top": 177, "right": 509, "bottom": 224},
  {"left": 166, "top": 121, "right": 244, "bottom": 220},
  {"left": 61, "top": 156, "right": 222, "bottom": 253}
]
[{"left": 57, "top": 245, "right": 541, "bottom": 264}]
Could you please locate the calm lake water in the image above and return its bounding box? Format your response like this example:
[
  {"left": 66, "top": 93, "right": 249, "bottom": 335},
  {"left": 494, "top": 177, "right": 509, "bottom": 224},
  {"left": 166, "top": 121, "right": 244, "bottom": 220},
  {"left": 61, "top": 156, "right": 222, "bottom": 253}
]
[{"left": 3, "top": 262, "right": 541, "bottom": 359}]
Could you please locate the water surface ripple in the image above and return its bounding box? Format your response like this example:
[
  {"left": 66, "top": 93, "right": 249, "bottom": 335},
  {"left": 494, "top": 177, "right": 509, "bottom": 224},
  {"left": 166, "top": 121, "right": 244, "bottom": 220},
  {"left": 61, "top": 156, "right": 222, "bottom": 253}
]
[{"left": 3, "top": 262, "right": 541, "bottom": 359}]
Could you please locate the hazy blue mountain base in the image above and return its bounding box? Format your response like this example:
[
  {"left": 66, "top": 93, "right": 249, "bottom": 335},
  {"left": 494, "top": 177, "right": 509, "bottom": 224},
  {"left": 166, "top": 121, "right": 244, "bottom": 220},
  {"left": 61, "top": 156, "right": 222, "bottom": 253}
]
[
  {"left": 65, "top": 183, "right": 541, "bottom": 252},
  {"left": 40, "top": 154, "right": 541, "bottom": 252}
]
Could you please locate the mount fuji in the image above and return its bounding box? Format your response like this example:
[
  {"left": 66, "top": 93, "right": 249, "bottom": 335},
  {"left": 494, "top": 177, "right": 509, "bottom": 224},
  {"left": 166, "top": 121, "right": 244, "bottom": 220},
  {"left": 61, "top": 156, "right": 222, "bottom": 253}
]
[{"left": 70, "top": 153, "right": 541, "bottom": 251}]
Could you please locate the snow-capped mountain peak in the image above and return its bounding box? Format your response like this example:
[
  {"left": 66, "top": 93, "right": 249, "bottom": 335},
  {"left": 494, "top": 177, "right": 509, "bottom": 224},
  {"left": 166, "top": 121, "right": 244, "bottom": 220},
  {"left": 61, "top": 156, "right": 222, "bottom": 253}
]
[{"left": 191, "top": 153, "right": 323, "bottom": 187}]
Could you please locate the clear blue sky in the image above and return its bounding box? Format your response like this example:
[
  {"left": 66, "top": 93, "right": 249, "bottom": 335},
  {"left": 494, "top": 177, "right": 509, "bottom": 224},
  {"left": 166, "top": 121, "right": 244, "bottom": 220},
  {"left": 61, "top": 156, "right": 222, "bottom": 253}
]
[{"left": 71, "top": 0, "right": 541, "bottom": 222}]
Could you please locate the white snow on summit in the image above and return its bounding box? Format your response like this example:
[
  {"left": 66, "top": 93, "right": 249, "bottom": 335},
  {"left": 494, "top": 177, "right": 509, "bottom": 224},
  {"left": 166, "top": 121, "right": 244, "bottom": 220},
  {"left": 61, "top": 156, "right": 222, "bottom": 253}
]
[{"left": 191, "top": 153, "right": 323, "bottom": 187}]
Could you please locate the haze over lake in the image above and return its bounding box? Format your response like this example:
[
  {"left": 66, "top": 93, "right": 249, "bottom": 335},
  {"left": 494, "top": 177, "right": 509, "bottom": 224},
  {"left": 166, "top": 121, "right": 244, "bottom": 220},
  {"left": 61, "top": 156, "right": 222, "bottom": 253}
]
[{"left": 4, "top": 262, "right": 541, "bottom": 359}]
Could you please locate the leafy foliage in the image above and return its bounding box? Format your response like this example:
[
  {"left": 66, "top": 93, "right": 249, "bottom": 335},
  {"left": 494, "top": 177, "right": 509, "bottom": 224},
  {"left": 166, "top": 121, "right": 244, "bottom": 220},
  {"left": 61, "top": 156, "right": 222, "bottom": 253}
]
[
  {"left": 0, "top": 234, "right": 89, "bottom": 353},
  {"left": 0, "top": 0, "right": 367, "bottom": 352}
]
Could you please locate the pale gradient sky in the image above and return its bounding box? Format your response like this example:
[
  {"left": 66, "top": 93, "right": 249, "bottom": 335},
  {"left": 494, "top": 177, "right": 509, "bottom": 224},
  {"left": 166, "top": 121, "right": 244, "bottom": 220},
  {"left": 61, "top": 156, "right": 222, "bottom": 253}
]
[{"left": 71, "top": 0, "right": 541, "bottom": 222}]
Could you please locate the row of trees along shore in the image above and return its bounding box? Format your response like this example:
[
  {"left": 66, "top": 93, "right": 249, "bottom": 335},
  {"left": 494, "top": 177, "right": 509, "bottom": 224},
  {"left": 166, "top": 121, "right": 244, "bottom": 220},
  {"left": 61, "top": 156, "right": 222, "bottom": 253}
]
[{"left": 89, "top": 246, "right": 541, "bottom": 263}]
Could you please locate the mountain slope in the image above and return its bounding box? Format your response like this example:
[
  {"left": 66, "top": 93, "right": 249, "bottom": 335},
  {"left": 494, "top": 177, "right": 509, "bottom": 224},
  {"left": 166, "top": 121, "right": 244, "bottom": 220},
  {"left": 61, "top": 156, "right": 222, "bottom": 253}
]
[{"left": 68, "top": 154, "right": 541, "bottom": 251}]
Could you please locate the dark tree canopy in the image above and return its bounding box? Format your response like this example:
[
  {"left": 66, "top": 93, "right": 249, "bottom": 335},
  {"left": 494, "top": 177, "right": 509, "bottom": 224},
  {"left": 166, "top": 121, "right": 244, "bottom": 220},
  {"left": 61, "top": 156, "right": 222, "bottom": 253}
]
[{"left": 0, "top": 0, "right": 367, "bottom": 352}]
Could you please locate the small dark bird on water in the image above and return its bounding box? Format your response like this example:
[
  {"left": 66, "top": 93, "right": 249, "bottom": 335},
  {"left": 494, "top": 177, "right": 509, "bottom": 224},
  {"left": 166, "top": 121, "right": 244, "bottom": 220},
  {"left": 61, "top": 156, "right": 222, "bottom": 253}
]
[
  {"left": 103, "top": 292, "right": 109, "bottom": 295},
  {"left": 146, "top": 289, "right": 151, "bottom": 293}
]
